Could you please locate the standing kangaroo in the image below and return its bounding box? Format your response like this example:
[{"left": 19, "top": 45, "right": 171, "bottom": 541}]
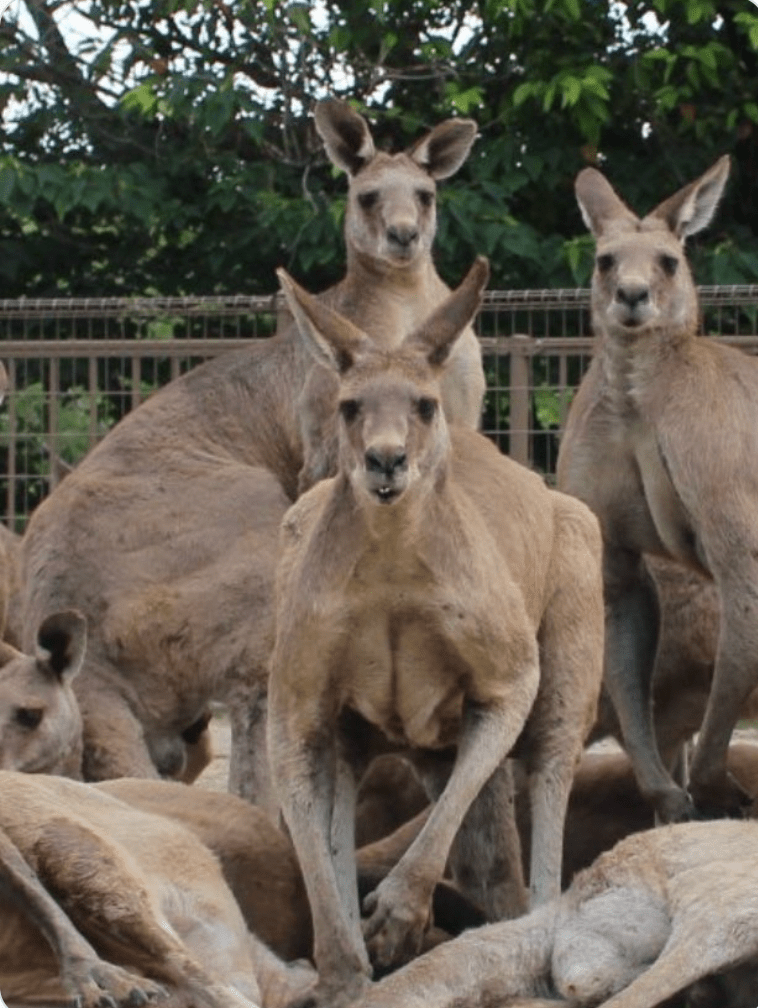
[
  {"left": 268, "top": 258, "right": 603, "bottom": 1008},
  {"left": 556, "top": 155, "right": 748, "bottom": 822},
  {"left": 18, "top": 101, "right": 484, "bottom": 803}
]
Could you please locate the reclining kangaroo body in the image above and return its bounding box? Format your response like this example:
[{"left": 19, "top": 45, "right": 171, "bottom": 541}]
[
  {"left": 556, "top": 155, "right": 749, "bottom": 822},
  {"left": 18, "top": 101, "right": 484, "bottom": 803},
  {"left": 268, "top": 259, "right": 603, "bottom": 1008},
  {"left": 0, "top": 772, "right": 269, "bottom": 1008},
  {"left": 354, "top": 818, "right": 758, "bottom": 1008}
]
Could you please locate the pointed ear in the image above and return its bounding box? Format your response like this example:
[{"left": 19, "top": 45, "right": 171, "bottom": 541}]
[
  {"left": 277, "top": 269, "right": 371, "bottom": 374},
  {"left": 314, "top": 99, "right": 376, "bottom": 176},
  {"left": 575, "top": 167, "right": 639, "bottom": 238},
  {"left": 646, "top": 155, "right": 730, "bottom": 240},
  {"left": 404, "top": 257, "right": 489, "bottom": 367},
  {"left": 36, "top": 610, "right": 87, "bottom": 685},
  {"left": 407, "top": 118, "right": 478, "bottom": 180}
]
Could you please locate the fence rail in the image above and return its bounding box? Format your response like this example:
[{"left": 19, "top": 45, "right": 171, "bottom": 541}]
[{"left": 1, "top": 285, "right": 757, "bottom": 530}]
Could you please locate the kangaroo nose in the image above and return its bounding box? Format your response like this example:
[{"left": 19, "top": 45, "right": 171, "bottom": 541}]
[
  {"left": 616, "top": 284, "right": 649, "bottom": 309},
  {"left": 365, "top": 447, "right": 407, "bottom": 477},
  {"left": 386, "top": 225, "right": 418, "bottom": 248}
]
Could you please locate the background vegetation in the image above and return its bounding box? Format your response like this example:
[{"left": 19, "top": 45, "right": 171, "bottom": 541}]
[{"left": 0, "top": 0, "right": 756, "bottom": 299}]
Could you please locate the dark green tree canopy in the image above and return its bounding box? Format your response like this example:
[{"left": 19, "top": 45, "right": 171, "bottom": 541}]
[{"left": 0, "top": 0, "right": 756, "bottom": 296}]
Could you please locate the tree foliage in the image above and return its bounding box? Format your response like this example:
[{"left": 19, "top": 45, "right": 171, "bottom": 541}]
[{"left": 0, "top": 0, "right": 756, "bottom": 297}]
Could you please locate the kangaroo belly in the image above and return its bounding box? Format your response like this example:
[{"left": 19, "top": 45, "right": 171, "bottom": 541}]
[
  {"left": 345, "top": 613, "right": 466, "bottom": 750},
  {"left": 635, "top": 428, "right": 706, "bottom": 572}
]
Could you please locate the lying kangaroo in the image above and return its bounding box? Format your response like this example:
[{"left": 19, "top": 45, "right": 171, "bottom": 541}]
[
  {"left": 18, "top": 100, "right": 484, "bottom": 802},
  {"left": 268, "top": 259, "right": 604, "bottom": 1008},
  {"left": 0, "top": 772, "right": 482, "bottom": 1008},
  {"left": 0, "top": 771, "right": 318, "bottom": 1008},
  {"left": 0, "top": 609, "right": 85, "bottom": 776},
  {"left": 353, "top": 817, "right": 758, "bottom": 1008},
  {"left": 556, "top": 154, "right": 748, "bottom": 822}
]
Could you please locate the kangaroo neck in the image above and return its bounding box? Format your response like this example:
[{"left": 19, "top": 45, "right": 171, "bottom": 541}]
[
  {"left": 595, "top": 318, "right": 694, "bottom": 415},
  {"left": 344, "top": 246, "right": 436, "bottom": 292}
]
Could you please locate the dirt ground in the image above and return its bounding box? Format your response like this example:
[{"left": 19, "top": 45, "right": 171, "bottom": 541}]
[{"left": 194, "top": 705, "right": 233, "bottom": 793}]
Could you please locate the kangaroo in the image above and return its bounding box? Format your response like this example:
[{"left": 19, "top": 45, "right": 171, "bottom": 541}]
[
  {"left": 352, "top": 818, "right": 758, "bottom": 1008},
  {"left": 555, "top": 155, "right": 747, "bottom": 822},
  {"left": 0, "top": 610, "right": 85, "bottom": 777},
  {"left": 0, "top": 772, "right": 296, "bottom": 1008},
  {"left": 267, "top": 258, "right": 603, "bottom": 1008},
  {"left": 18, "top": 101, "right": 484, "bottom": 805}
]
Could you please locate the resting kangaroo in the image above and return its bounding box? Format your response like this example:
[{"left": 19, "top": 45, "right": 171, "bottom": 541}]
[
  {"left": 0, "top": 771, "right": 309, "bottom": 1008},
  {"left": 268, "top": 259, "right": 604, "bottom": 1008},
  {"left": 556, "top": 155, "right": 747, "bottom": 822},
  {"left": 18, "top": 100, "right": 484, "bottom": 801},
  {"left": 353, "top": 818, "right": 758, "bottom": 1008}
]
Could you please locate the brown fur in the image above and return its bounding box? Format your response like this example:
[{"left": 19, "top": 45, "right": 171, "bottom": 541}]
[
  {"left": 98, "top": 779, "right": 480, "bottom": 966},
  {"left": 556, "top": 155, "right": 749, "bottom": 822},
  {"left": 355, "top": 754, "right": 429, "bottom": 847},
  {"left": 539, "top": 742, "right": 758, "bottom": 888},
  {"left": 296, "top": 101, "right": 484, "bottom": 492},
  {"left": 0, "top": 610, "right": 85, "bottom": 777},
  {"left": 267, "top": 259, "right": 604, "bottom": 1007},
  {"left": 355, "top": 818, "right": 758, "bottom": 1008},
  {"left": 17, "top": 103, "right": 484, "bottom": 803},
  {"left": 0, "top": 772, "right": 290, "bottom": 1008},
  {"left": 0, "top": 772, "right": 478, "bottom": 1008}
]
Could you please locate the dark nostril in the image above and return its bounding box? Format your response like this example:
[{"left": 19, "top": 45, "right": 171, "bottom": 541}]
[
  {"left": 387, "top": 226, "right": 418, "bottom": 248},
  {"left": 365, "top": 448, "right": 407, "bottom": 476},
  {"left": 617, "top": 285, "right": 649, "bottom": 309}
]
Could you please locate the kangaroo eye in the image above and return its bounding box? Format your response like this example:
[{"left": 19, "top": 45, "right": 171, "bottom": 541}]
[
  {"left": 416, "top": 189, "right": 434, "bottom": 208},
  {"left": 659, "top": 254, "right": 679, "bottom": 276},
  {"left": 357, "top": 191, "right": 379, "bottom": 210},
  {"left": 15, "top": 707, "right": 43, "bottom": 730},
  {"left": 596, "top": 253, "right": 615, "bottom": 273},
  {"left": 416, "top": 397, "right": 437, "bottom": 422},
  {"left": 339, "top": 399, "right": 360, "bottom": 423}
]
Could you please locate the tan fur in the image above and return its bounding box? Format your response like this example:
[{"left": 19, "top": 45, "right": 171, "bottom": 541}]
[
  {"left": 97, "top": 779, "right": 474, "bottom": 966},
  {"left": 17, "top": 104, "right": 484, "bottom": 804},
  {"left": 267, "top": 259, "right": 604, "bottom": 1008},
  {"left": 0, "top": 610, "right": 85, "bottom": 777},
  {"left": 556, "top": 156, "right": 748, "bottom": 822},
  {"left": 0, "top": 772, "right": 475, "bottom": 1008},
  {"left": 0, "top": 772, "right": 272, "bottom": 1008},
  {"left": 297, "top": 101, "right": 484, "bottom": 492},
  {"left": 354, "top": 818, "right": 758, "bottom": 1008}
]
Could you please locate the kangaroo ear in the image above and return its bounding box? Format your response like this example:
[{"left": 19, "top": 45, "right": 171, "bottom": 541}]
[
  {"left": 314, "top": 99, "right": 376, "bottom": 176},
  {"left": 277, "top": 268, "right": 371, "bottom": 374},
  {"left": 646, "top": 155, "right": 730, "bottom": 241},
  {"left": 36, "top": 610, "right": 87, "bottom": 684},
  {"left": 575, "top": 168, "right": 639, "bottom": 239},
  {"left": 404, "top": 257, "right": 489, "bottom": 368},
  {"left": 407, "top": 118, "right": 478, "bottom": 180}
]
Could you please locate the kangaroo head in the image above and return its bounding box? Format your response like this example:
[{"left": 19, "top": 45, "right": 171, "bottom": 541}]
[
  {"left": 575, "top": 156, "right": 730, "bottom": 338},
  {"left": 314, "top": 99, "right": 477, "bottom": 270},
  {"left": 280, "top": 257, "right": 488, "bottom": 507},
  {"left": 0, "top": 610, "right": 86, "bottom": 775}
]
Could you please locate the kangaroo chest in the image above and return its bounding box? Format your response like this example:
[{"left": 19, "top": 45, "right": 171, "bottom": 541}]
[{"left": 336, "top": 588, "right": 475, "bottom": 751}]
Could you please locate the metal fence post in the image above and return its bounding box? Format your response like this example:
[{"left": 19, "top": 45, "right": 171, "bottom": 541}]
[{"left": 509, "top": 334, "right": 531, "bottom": 467}]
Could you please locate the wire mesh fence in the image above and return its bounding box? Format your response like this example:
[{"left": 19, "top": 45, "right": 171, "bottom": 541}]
[{"left": 1, "top": 285, "right": 757, "bottom": 531}]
